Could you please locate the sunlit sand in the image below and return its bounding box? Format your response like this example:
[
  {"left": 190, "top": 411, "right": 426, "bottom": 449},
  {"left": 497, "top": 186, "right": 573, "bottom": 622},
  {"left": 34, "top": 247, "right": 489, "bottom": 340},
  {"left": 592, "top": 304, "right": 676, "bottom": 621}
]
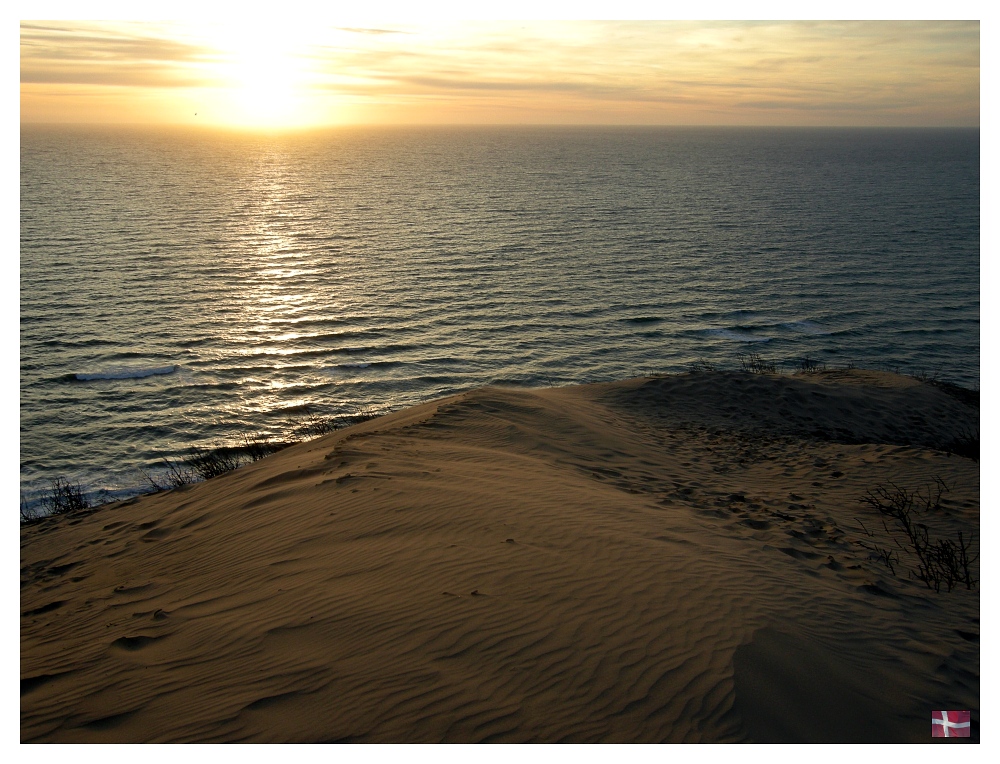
[{"left": 20, "top": 369, "right": 978, "bottom": 742}]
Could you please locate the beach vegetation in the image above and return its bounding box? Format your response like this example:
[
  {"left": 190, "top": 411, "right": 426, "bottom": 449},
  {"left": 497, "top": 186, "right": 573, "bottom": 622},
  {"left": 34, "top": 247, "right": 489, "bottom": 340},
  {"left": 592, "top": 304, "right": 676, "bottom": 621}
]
[
  {"left": 854, "top": 517, "right": 899, "bottom": 575},
  {"left": 21, "top": 479, "right": 119, "bottom": 524},
  {"left": 141, "top": 458, "right": 197, "bottom": 492},
  {"left": 138, "top": 409, "right": 371, "bottom": 495},
  {"left": 184, "top": 446, "right": 245, "bottom": 480},
  {"left": 736, "top": 352, "right": 776, "bottom": 374},
  {"left": 297, "top": 407, "right": 338, "bottom": 437},
  {"left": 43, "top": 477, "right": 92, "bottom": 515},
  {"left": 912, "top": 366, "right": 946, "bottom": 384},
  {"left": 20, "top": 491, "right": 40, "bottom": 523},
  {"left": 48, "top": 477, "right": 91, "bottom": 514},
  {"left": 859, "top": 479, "right": 977, "bottom": 592},
  {"left": 943, "top": 426, "right": 979, "bottom": 461},
  {"left": 21, "top": 408, "right": 369, "bottom": 523},
  {"left": 798, "top": 357, "right": 825, "bottom": 372},
  {"left": 291, "top": 404, "right": 378, "bottom": 437},
  {"left": 240, "top": 433, "right": 292, "bottom": 461},
  {"left": 349, "top": 406, "right": 380, "bottom": 424}
]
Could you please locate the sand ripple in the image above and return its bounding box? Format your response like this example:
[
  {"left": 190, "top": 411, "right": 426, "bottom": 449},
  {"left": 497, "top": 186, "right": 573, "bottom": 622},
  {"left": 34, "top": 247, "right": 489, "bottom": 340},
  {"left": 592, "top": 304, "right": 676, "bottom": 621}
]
[{"left": 21, "top": 370, "right": 979, "bottom": 742}]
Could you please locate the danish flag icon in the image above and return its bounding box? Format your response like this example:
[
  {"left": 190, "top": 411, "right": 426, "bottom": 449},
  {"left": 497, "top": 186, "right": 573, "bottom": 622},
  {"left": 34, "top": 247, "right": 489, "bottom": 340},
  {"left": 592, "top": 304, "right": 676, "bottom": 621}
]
[{"left": 932, "top": 710, "right": 971, "bottom": 737}]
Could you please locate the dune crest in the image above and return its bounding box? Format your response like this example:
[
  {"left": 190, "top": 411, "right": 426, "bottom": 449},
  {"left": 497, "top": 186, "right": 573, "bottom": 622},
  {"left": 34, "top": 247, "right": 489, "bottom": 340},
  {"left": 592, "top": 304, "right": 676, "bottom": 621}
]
[{"left": 21, "top": 370, "right": 979, "bottom": 742}]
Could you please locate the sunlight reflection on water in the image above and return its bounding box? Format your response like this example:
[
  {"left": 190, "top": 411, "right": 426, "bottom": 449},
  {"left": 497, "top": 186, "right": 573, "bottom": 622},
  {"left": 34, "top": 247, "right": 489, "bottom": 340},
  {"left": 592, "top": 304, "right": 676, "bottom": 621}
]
[{"left": 20, "top": 125, "right": 979, "bottom": 508}]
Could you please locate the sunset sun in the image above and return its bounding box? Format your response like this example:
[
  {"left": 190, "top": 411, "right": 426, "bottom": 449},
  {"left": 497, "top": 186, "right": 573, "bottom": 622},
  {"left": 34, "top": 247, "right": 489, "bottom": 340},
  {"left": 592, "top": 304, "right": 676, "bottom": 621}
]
[{"left": 207, "top": 21, "right": 321, "bottom": 128}]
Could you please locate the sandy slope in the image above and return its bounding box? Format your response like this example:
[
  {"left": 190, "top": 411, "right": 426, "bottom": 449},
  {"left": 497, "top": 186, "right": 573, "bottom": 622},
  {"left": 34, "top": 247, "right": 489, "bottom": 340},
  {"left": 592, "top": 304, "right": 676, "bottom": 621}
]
[{"left": 20, "top": 369, "right": 979, "bottom": 743}]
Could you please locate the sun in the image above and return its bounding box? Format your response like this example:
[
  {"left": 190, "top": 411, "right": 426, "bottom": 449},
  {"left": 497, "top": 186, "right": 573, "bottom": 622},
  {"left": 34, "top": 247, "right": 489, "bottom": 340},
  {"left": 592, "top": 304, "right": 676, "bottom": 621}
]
[
  {"left": 228, "top": 55, "right": 306, "bottom": 129},
  {"left": 205, "top": 21, "right": 320, "bottom": 129}
]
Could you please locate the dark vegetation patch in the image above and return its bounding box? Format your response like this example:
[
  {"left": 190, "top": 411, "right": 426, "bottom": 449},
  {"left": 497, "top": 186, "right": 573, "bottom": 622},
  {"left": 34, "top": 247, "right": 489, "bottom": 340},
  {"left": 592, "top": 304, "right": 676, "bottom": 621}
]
[
  {"left": 940, "top": 426, "right": 979, "bottom": 462},
  {"left": 855, "top": 478, "right": 977, "bottom": 593},
  {"left": 798, "top": 357, "right": 826, "bottom": 372},
  {"left": 737, "top": 352, "right": 776, "bottom": 374}
]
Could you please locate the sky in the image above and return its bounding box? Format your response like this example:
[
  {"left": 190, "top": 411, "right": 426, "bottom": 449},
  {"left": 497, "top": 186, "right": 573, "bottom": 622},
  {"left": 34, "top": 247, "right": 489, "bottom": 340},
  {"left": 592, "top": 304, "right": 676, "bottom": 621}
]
[{"left": 18, "top": 12, "right": 981, "bottom": 129}]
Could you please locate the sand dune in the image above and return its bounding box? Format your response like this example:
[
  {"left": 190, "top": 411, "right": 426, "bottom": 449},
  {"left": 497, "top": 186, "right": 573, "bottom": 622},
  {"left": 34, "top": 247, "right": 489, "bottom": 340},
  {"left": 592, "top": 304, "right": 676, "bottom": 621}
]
[{"left": 20, "top": 369, "right": 979, "bottom": 742}]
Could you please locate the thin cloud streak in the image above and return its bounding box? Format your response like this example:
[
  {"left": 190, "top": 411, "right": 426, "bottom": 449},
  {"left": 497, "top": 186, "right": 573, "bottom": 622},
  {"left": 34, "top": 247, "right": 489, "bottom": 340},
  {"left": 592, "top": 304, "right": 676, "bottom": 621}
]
[{"left": 334, "top": 27, "right": 408, "bottom": 36}]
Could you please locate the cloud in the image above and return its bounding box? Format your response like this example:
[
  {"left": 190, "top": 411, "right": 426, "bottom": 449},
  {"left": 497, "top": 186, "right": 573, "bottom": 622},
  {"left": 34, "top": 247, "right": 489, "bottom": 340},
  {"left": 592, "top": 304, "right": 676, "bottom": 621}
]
[
  {"left": 21, "top": 66, "right": 216, "bottom": 89},
  {"left": 335, "top": 27, "right": 406, "bottom": 36},
  {"left": 391, "top": 75, "right": 596, "bottom": 93},
  {"left": 21, "top": 22, "right": 218, "bottom": 88}
]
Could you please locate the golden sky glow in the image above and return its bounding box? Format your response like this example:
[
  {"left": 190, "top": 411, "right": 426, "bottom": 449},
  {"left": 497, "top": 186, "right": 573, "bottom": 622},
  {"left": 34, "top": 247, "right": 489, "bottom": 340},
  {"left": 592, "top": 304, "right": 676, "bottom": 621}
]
[{"left": 19, "top": 19, "right": 980, "bottom": 129}]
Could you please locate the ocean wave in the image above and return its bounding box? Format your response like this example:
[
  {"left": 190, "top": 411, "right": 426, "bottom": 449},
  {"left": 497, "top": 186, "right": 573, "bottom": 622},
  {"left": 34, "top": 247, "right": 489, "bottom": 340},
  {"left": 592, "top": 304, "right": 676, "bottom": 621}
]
[
  {"left": 624, "top": 316, "right": 664, "bottom": 325},
  {"left": 783, "top": 320, "right": 832, "bottom": 336},
  {"left": 74, "top": 365, "right": 178, "bottom": 381},
  {"left": 705, "top": 328, "right": 772, "bottom": 343},
  {"left": 19, "top": 127, "right": 981, "bottom": 515},
  {"left": 322, "top": 361, "right": 392, "bottom": 374}
]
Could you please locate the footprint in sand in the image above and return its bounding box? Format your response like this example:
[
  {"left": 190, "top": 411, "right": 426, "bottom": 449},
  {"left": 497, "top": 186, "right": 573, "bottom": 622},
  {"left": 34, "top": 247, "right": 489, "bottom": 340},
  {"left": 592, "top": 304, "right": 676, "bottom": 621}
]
[
  {"left": 21, "top": 671, "right": 74, "bottom": 697},
  {"left": 111, "top": 634, "right": 166, "bottom": 652},
  {"left": 22, "top": 600, "right": 67, "bottom": 617}
]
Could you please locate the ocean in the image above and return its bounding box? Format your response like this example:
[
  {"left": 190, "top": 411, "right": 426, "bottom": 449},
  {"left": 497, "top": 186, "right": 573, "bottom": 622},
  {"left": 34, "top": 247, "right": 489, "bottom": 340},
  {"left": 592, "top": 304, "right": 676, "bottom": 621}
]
[{"left": 19, "top": 125, "right": 980, "bottom": 512}]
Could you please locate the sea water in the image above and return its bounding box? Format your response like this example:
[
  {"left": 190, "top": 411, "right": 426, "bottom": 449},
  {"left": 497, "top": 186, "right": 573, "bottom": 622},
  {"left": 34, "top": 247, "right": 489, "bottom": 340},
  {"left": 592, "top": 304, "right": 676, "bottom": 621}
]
[{"left": 20, "top": 125, "right": 980, "bottom": 511}]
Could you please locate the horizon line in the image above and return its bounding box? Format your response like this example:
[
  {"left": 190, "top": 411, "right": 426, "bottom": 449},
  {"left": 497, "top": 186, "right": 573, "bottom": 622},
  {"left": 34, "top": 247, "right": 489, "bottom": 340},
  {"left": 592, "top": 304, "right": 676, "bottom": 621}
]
[{"left": 20, "top": 122, "right": 981, "bottom": 130}]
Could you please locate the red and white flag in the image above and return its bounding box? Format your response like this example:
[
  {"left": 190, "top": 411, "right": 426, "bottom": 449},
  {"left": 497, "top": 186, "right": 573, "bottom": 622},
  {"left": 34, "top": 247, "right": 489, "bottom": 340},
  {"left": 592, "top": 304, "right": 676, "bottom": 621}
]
[{"left": 932, "top": 710, "right": 971, "bottom": 737}]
